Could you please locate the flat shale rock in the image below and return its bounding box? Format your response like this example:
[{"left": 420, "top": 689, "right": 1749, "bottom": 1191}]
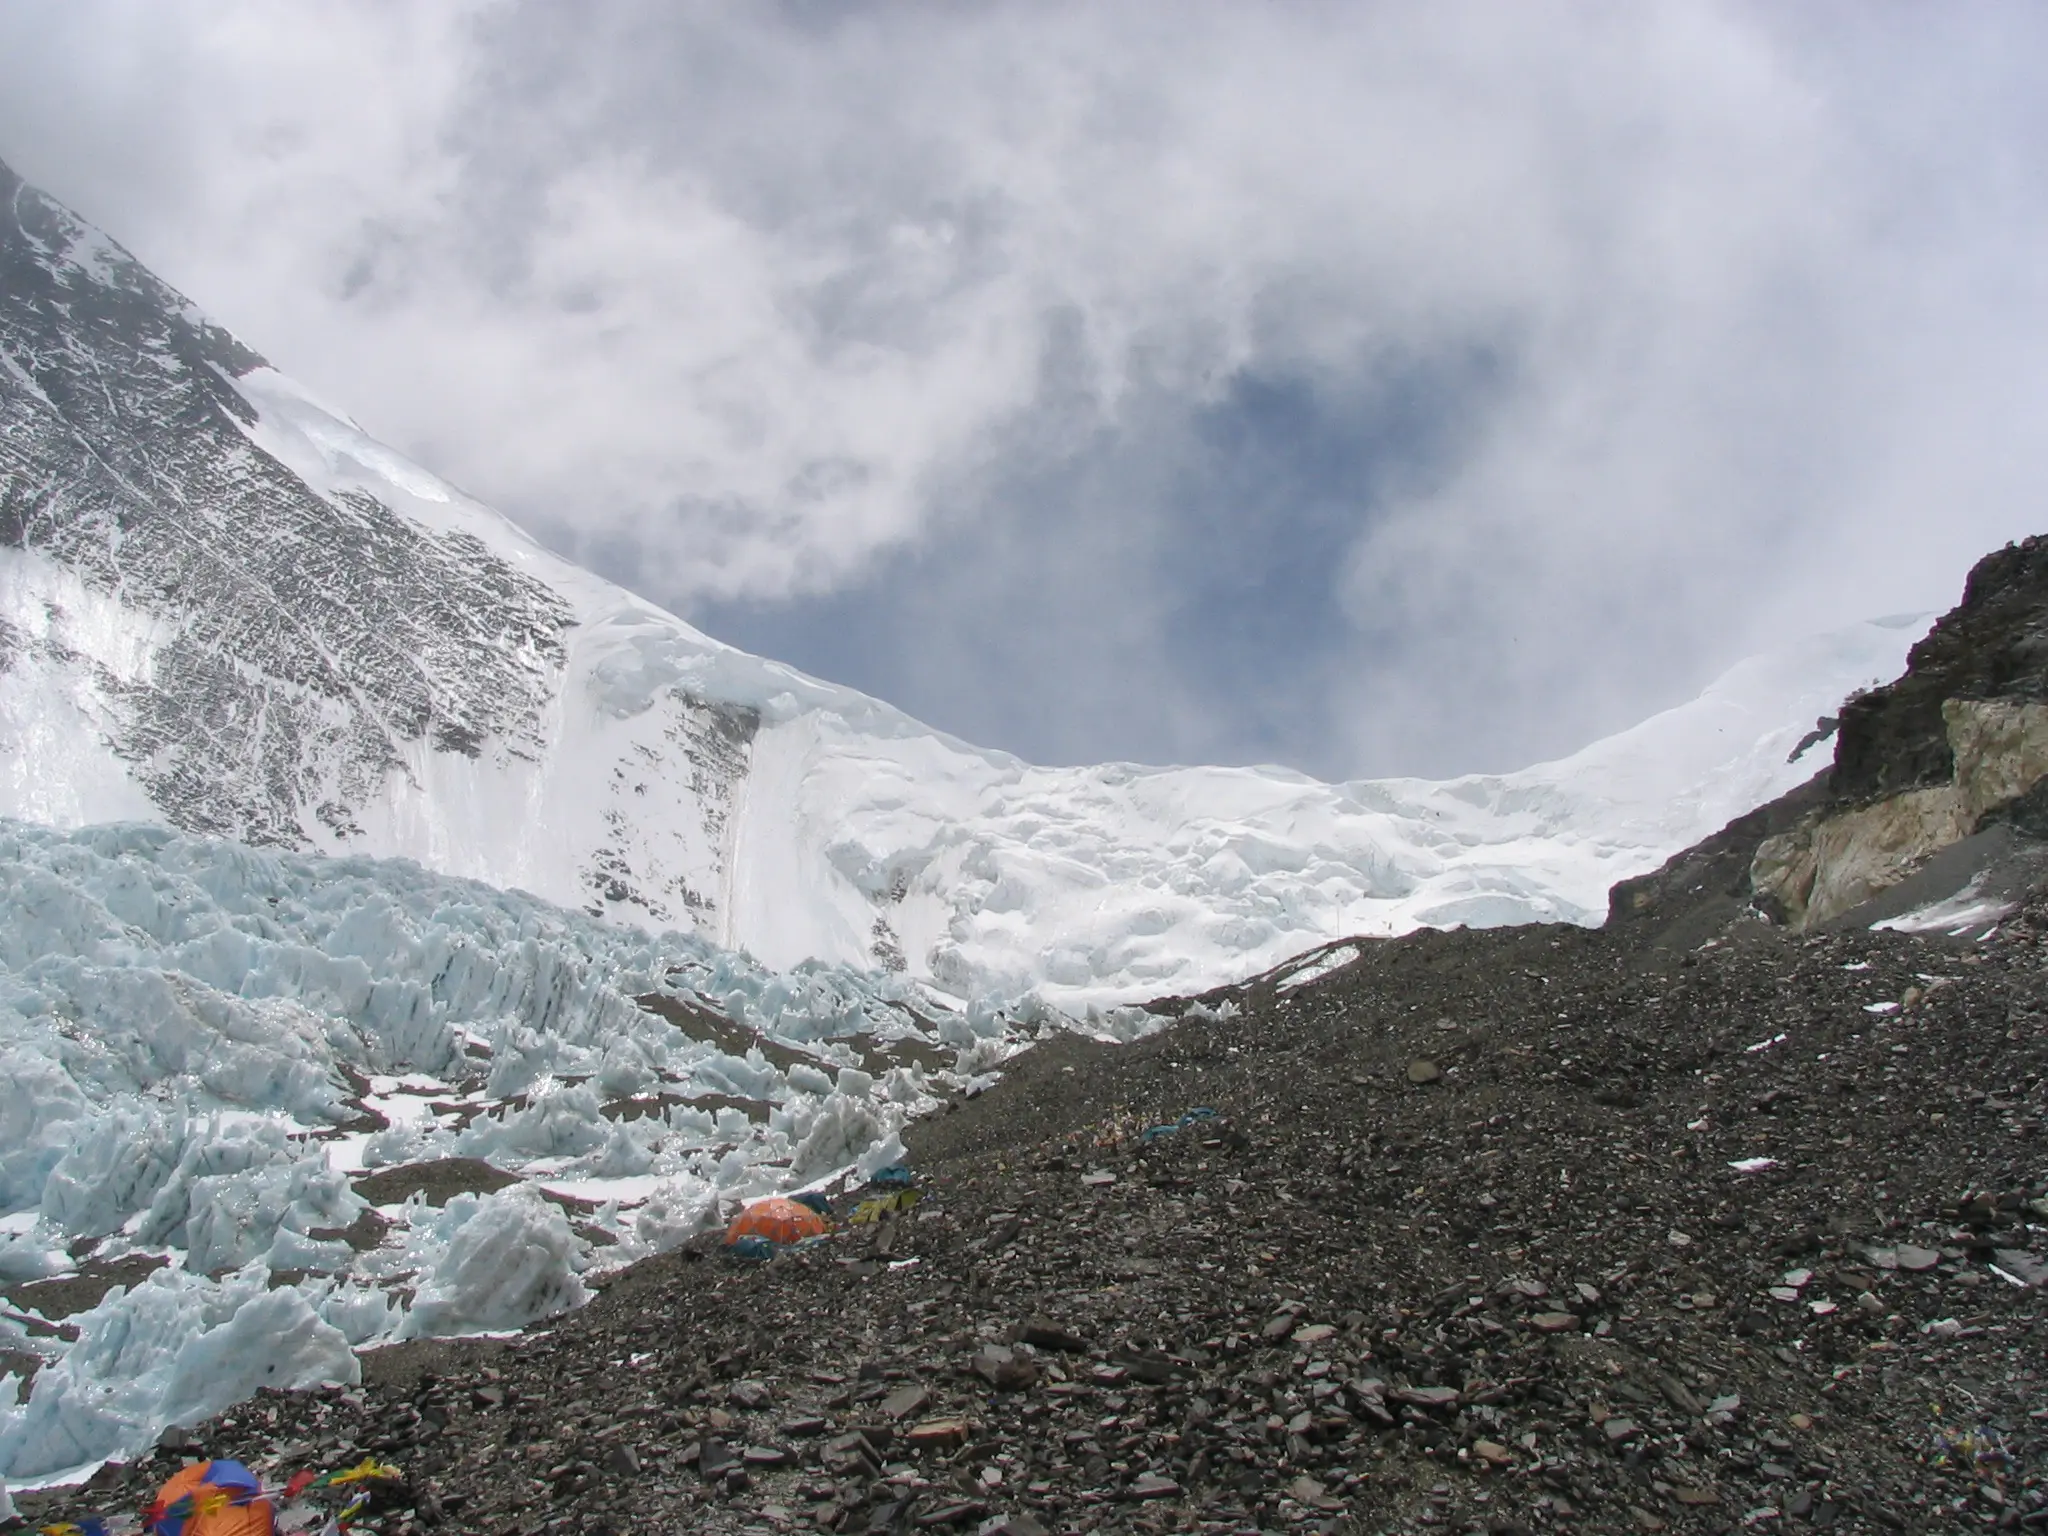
[
  {"left": 879, "top": 1383, "right": 930, "bottom": 1419},
  {"left": 1014, "top": 1318, "right": 1089, "bottom": 1353},
  {"left": 904, "top": 1416, "right": 970, "bottom": 1448}
]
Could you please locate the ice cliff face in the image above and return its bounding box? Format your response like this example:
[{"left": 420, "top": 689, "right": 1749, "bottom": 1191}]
[{"left": 0, "top": 159, "right": 1928, "bottom": 1008}]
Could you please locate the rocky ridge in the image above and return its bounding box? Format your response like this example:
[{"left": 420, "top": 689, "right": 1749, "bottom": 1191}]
[
  {"left": 1755, "top": 538, "right": 2048, "bottom": 930},
  {"left": 0, "top": 159, "right": 578, "bottom": 847}
]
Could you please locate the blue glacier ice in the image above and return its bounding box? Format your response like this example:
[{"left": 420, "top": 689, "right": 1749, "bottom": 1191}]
[{"left": 0, "top": 819, "right": 1025, "bottom": 1486}]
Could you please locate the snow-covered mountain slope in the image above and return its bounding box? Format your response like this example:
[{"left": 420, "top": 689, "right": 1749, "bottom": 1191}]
[{"left": 0, "top": 159, "right": 1927, "bottom": 1009}]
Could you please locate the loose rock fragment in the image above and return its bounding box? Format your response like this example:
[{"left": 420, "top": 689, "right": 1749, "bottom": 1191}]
[
  {"left": 1289, "top": 1472, "right": 1339, "bottom": 1508},
  {"left": 976, "top": 1516, "right": 1049, "bottom": 1536},
  {"left": 881, "top": 1384, "right": 932, "bottom": 1419},
  {"left": 971, "top": 1345, "right": 1038, "bottom": 1390},
  {"left": 906, "top": 1417, "right": 970, "bottom": 1448},
  {"left": 1125, "top": 1473, "right": 1180, "bottom": 1500},
  {"left": 728, "top": 1378, "right": 774, "bottom": 1411},
  {"left": 1016, "top": 1318, "right": 1090, "bottom": 1353},
  {"left": 699, "top": 1438, "right": 737, "bottom": 1478},
  {"left": 1993, "top": 1249, "right": 2048, "bottom": 1286},
  {"left": 1392, "top": 1385, "right": 1461, "bottom": 1411}
]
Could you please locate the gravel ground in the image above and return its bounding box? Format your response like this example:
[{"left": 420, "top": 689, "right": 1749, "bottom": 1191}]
[{"left": 18, "top": 873, "right": 2046, "bottom": 1536}]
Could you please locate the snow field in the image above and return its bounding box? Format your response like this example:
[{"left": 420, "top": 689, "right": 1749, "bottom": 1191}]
[
  {"left": 3, "top": 348, "right": 1929, "bottom": 1015},
  {"left": 738, "top": 613, "right": 1929, "bottom": 1005},
  {"left": 215, "top": 369, "right": 1934, "bottom": 1010}
]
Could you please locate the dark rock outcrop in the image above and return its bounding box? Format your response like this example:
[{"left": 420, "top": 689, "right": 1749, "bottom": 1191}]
[
  {"left": 1833, "top": 536, "right": 2048, "bottom": 807},
  {"left": 1739, "top": 537, "right": 2048, "bottom": 929}
]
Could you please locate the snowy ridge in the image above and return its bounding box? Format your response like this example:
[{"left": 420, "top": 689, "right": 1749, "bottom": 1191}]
[
  {"left": 735, "top": 613, "right": 1925, "bottom": 1002},
  {"left": 0, "top": 159, "right": 1928, "bottom": 1010},
  {"left": 0, "top": 819, "right": 1032, "bottom": 1485},
  {"left": 225, "top": 369, "right": 1937, "bottom": 1002}
]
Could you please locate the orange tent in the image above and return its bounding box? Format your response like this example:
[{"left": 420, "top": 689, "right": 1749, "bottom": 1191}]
[
  {"left": 144, "top": 1460, "right": 274, "bottom": 1536},
  {"left": 725, "top": 1195, "right": 829, "bottom": 1245}
]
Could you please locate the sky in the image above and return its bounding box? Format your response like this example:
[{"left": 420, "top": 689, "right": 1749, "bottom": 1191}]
[{"left": 2, "top": 2, "right": 2046, "bottom": 780}]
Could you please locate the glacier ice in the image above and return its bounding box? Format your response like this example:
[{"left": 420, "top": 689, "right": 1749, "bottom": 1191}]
[
  {"left": 0, "top": 818, "right": 1013, "bottom": 1486},
  {"left": 399, "top": 1187, "right": 589, "bottom": 1339},
  {"left": 0, "top": 1231, "right": 64, "bottom": 1285},
  {"left": 0, "top": 1267, "right": 359, "bottom": 1482}
]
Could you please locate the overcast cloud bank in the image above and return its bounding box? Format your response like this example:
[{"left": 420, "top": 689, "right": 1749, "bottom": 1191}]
[{"left": 1, "top": 1, "right": 2042, "bottom": 776}]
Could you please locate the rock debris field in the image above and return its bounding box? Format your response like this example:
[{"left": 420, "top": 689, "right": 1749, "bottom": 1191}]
[{"left": 16, "top": 889, "right": 2048, "bottom": 1536}]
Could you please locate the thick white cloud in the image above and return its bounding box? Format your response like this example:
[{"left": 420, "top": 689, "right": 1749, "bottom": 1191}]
[{"left": 1, "top": 1, "right": 2045, "bottom": 774}]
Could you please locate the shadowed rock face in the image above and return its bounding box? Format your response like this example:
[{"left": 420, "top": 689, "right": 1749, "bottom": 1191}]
[
  {"left": 1737, "top": 537, "right": 2048, "bottom": 929},
  {"left": 1832, "top": 535, "right": 2048, "bottom": 808},
  {"left": 0, "top": 158, "right": 573, "bottom": 847},
  {"left": 1602, "top": 539, "right": 2048, "bottom": 938}
]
